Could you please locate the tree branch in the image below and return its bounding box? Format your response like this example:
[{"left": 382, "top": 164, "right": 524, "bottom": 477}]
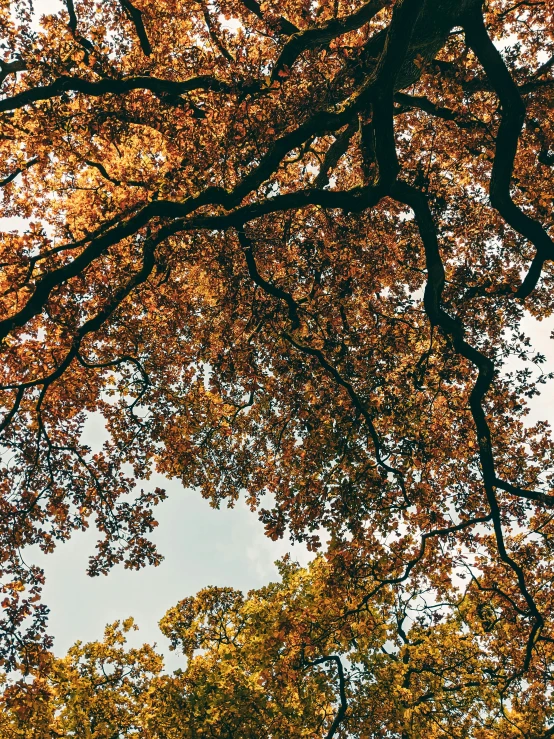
[
  {"left": 0, "top": 74, "right": 235, "bottom": 114},
  {"left": 0, "top": 157, "right": 38, "bottom": 187},
  {"left": 117, "top": 0, "right": 152, "bottom": 56},
  {"left": 201, "top": 2, "right": 234, "bottom": 63},
  {"left": 393, "top": 179, "right": 544, "bottom": 671},
  {"left": 237, "top": 0, "right": 299, "bottom": 34},
  {"left": 271, "top": 0, "right": 388, "bottom": 82},
  {"left": 237, "top": 229, "right": 300, "bottom": 329},
  {"left": 464, "top": 8, "right": 554, "bottom": 301},
  {"left": 307, "top": 655, "right": 348, "bottom": 739}
]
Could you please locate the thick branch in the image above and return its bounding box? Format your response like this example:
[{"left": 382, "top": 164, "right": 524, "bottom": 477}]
[
  {"left": 314, "top": 122, "right": 358, "bottom": 188},
  {"left": 64, "top": 0, "right": 78, "bottom": 35},
  {"left": 0, "top": 121, "right": 376, "bottom": 344},
  {"left": 494, "top": 479, "right": 554, "bottom": 509},
  {"left": 0, "top": 74, "right": 235, "bottom": 114},
  {"left": 271, "top": 0, "right": 388, "bottom": 81},
  {"left": 0, "top": 58, "right": 26, "bottom": 87},
  {"left": 464, "top": 8, "right": 554, "bottom": 299},
  {"left": 238, "top": 0, "right": 299, "bottom": 34}
]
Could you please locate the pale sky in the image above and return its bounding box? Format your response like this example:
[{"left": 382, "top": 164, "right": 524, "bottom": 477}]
[
  {"left": 4, "top": 0, "right": 554, "bottom": 673},
  {"left": 31, "top": 457, "right": 312, "bottom": 672}
]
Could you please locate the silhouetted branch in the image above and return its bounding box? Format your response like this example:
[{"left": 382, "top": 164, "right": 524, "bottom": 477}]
[
  {"left": 201, "top": 2, "right": 234, "bottom": 62},
  {"left": 464, "top": 8, "right": 554, "bottom": 300},
  {"left": 307, "top": 655, "right": 348, "bottom": 739},
  {"left": 117, "top": 0, "right": 152, "bottom": 56},
  {"left": 0, "top": 157, "right": 38, "bottom": 187}
]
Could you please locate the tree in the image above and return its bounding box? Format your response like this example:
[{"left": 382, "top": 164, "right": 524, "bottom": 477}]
[
  {"left": 0, "top": 557, "right": 552, "bottom": 737},
  {"left": 0, "top": 0, "right": 553, "bottom": 731}
]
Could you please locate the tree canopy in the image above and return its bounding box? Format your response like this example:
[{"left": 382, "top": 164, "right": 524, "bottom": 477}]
[
  {"left": 1, "top": 0, "right": 554, "bottom": 734},
  {"left": 2, "top": 556, "right": 553, "bottom": 738}
]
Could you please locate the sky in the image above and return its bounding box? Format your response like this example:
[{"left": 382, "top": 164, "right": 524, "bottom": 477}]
[
  {"left": 2, "top": 0, "right": 554, "bottom": 673},
  {"left": 30, "top": 450, "right": 312, "bottom": 672}
]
